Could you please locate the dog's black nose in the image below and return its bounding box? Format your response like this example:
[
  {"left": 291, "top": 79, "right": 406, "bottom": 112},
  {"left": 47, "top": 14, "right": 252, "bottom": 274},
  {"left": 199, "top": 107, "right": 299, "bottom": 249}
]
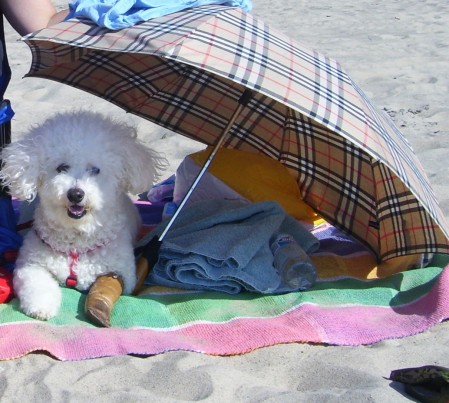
[{"left": 67, "top": 188, "right": 85, "bottom": 203}]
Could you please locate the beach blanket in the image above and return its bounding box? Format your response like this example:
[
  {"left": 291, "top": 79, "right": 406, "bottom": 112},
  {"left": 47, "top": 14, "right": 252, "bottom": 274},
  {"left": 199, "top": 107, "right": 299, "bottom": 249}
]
[
  {"left": 1, "top": 216, "right": 449, "bottom": 361},
  {"left": 1, "top": 260, "right": 448, "bottom": 360}
]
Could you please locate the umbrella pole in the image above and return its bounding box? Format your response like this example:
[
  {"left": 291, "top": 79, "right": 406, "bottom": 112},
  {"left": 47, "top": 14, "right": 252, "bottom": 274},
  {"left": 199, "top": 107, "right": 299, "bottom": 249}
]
[
  {"left": 133, "top": 89, "right": 253, "bottom": 295},
  {"left": 159, "top": 88, "right": 253, "bottom": 240}
]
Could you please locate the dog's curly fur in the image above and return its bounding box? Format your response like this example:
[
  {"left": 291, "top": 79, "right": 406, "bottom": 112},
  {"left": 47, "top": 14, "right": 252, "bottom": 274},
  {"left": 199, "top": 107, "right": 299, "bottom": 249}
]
[{"left": 0, "top": 111, "right": 166, "bottom": 320}]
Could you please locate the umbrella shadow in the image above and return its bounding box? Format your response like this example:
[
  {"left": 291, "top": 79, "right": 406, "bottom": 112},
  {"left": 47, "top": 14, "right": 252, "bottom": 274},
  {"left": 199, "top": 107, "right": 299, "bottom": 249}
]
[
  {"left": 389, "top": 253, "right": 449, "bottom": 313},
  {"left": 75, "top": 292, "right": 87, "bottom": 321},
  {"left": 3, "top": 296, "right": 22, "bottom": 314},
  {"left": 388, "top": 272, "right": 442, "bottom": 315},
  {"left": 304, "top": 268, "right": 442, "bottom": 314},
  {"left": 135, "top": 288, "right": 261, "bottom": 304}
]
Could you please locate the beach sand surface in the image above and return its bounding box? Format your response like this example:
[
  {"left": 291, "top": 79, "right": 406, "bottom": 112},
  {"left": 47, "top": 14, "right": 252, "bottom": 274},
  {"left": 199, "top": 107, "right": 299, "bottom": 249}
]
[{"left": 1, "top": 1, "right": 448, "bottom": 401}]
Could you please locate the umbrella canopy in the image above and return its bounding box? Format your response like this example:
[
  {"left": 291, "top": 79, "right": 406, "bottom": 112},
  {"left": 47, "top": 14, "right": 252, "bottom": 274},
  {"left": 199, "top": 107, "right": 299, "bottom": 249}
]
[{"left": 23, "top": 5, "right": 449, "bottom": 262}]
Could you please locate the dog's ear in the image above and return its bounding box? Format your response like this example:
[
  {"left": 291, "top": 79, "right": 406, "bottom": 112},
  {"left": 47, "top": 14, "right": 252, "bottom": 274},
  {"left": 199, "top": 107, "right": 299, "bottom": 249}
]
[
  {"left": 0, "top": 138, "right": 40, "bottom": 201},
  {"left": 119, "top": 136, "right": 168, "bottom": 195}
]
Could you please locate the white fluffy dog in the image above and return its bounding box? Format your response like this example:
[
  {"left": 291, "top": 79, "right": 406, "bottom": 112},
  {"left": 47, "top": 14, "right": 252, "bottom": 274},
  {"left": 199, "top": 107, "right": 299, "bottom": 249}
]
[{"left": 0, "top": 111, "right": 166, "bottom": 320}]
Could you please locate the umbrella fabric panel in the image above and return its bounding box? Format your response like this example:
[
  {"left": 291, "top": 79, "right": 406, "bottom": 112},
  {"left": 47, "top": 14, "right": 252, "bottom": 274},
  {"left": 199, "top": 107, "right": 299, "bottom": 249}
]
[
  {"left": 27, "top": 40, "right": 250, "bottom": 143},
  {"left": 282, "top": 115, "right": 380, "bottom": 256},
  {"left": 373, "top": 163, "right": 445, "bottom": 260}
]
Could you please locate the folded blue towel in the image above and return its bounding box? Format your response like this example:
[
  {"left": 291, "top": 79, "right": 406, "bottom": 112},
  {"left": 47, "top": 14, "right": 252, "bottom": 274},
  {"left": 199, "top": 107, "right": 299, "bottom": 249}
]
[
  {"left": 67, "top": 0, "right": 253, "bottom": 30},
  {"left": 142, "top": 200, "right": 319, "bottom": 294}
]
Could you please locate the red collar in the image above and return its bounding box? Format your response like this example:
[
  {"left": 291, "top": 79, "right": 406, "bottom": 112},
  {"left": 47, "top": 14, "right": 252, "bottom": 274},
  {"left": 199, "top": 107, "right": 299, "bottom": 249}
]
[{"left": 66, "top": 249, "right": 79, "bottom": 287}]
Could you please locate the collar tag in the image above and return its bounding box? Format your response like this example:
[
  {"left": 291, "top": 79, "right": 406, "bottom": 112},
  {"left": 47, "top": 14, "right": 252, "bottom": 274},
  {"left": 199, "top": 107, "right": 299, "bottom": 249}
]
[{"left": 66, "top": 249, "right": 79, "bottom": 288}]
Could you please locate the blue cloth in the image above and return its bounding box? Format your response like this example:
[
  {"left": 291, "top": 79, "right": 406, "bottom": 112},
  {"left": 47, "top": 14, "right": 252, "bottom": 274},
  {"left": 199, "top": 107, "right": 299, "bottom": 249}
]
[
  {"left": 143, "top": 200, "right": 319, "bottom": 294},
  {"left": 146, "top": 174, "right": 175, "bottom": 202},
  {"left": 0, "top": 100, "right": 14, "bottom": 125},
  {"left": 314, "top": 225, "right": 367, "bottom": 256},
  {"left": 0, "top": 197, "right": 22, "bottom": 271},
  {"left": 0, "top": 14, "right": 11, "bottom": 100},
  {"left": 67, "top": 0, "right": 253, "bottom": 30},
  {"left": 1, "top": 14, "right": 14, "bottom": 124},
  {"left": 0, "top": 16, "right": 18, "bottom": 272}
]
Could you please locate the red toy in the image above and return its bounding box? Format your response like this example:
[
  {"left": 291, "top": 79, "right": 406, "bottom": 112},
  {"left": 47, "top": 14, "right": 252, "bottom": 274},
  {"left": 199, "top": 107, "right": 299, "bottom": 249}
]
[{"left": 0, "top": 267, "right": 14, "bottom": 303}]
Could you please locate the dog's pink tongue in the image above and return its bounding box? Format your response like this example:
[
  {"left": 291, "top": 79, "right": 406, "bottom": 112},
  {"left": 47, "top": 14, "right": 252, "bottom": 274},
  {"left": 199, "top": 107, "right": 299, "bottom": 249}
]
[{"left": 69, "top": 205, "right": 85, "bottom": 216}]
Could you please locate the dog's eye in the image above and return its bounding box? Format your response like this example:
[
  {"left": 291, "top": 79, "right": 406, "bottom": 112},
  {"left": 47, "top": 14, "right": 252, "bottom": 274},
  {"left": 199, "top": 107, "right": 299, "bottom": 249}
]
[
  {"left": 57, "top": 163, "right": 70, "bottom": 173},
  {"left": 87, "top": 166, "right": 100, "bottom": 176}
]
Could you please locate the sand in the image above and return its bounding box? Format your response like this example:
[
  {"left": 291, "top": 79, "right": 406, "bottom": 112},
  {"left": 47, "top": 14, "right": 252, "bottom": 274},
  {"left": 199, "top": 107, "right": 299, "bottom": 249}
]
[{"left": 1, "top": 0, "right": 448, "bottom": 401}]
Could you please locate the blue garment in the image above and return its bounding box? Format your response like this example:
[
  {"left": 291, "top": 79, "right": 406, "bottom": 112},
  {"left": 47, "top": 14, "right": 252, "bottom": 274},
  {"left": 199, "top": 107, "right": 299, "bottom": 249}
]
[
  {"left": 0, "top": 197, "right": 22, "bottom": 271},
  {"left": 67, "top": 0, "right": 253, "bottom": 30},
  {"left": 0, "top": 14, "right": 11, "bottom": 100},
  {"left": 146, "top": 174, "right": 175, "bottom": 202},
  {"left": 1, "top": 14, "right": 19, "bottom": 272},
  {"left": 142, "top": 200, "right": 319, "bottom": 294},
  {"left": 0, "top": 14, "right": 14, "bottom": 124},
  {"left": 0, "top": 100, "right": 14, "bottom": 125}
]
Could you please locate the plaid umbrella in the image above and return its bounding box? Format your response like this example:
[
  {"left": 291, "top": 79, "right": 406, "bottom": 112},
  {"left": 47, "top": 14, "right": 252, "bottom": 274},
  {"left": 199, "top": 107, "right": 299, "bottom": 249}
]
[{"left": 23, "top": 5, "right": 449, "bottom": 262}]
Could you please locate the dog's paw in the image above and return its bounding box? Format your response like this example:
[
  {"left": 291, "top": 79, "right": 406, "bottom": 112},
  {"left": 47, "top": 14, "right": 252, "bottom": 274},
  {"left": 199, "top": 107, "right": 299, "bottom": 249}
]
[
  {"left": 25, "top": 309, "right": 58, "bottom": 321},
  {"left": 21, "top": 302, "right": 60, "bottom": 321},
  {"left": 14, "top": 266, "right": 62, "bottom": 321},
  {"left": 17, "top": 289, "right": 62, "bottom": 321}
]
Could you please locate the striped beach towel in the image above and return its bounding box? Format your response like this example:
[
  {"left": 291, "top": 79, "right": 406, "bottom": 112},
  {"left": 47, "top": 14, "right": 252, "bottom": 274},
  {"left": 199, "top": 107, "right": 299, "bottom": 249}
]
[{"left": 1, "top": 244, "right": 448, "bottom": 360}]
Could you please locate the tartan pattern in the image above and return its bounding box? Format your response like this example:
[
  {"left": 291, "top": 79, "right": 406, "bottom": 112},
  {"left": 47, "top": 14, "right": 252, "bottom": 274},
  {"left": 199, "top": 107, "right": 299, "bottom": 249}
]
[{"left": 23, "top": 5, "right": 449, "bottom": 260}]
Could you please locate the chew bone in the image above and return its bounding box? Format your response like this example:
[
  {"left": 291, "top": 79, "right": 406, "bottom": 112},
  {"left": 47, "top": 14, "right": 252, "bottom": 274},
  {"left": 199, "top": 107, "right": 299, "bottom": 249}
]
[{"left": 85, "top": 273, "right": 123, "bottom": 327}]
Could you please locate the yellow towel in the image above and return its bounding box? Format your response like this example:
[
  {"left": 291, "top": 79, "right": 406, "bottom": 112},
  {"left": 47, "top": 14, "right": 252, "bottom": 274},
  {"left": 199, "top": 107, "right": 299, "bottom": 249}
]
[{"left": 190, "top": 147, "right": 317, "bottom": 220}]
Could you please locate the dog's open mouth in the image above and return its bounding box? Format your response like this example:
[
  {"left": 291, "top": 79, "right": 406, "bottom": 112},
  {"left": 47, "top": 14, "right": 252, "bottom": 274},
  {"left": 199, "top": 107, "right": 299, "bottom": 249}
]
[{"left": 67, "top": 204, "right": 87, "bottom": 219}]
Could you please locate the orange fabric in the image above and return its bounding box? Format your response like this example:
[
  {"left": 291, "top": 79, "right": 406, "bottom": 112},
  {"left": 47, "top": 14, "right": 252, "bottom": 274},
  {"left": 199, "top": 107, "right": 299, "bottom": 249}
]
[
  {"left": 312, "top": 253, "right": 425, "bottom": 279},
  {"left": 190, "top": 147, "right": 317, "bottom": 220}
]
